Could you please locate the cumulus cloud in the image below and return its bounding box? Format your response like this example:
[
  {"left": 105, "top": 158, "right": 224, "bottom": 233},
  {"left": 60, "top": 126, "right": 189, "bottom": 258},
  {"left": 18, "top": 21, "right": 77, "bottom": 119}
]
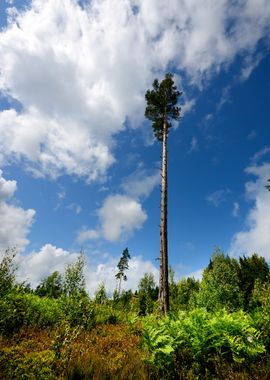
[
  {"left": 0, "top": 170, "right": 35, "bottom": 252},
  {"left": 230, "top": 163, "right": 270, "bottom": 260},
  {"left": 17, "top": 244, "right": 79, "bottom": 287},
  {"left": 78, "top": 168, "right": 161, "bottom": 243},
  {"left": 16, "top": 243, "right": 159, "bottom": 294},
  {"left": 77, "top": 193, "right": 147, "bottom": 243},
  {"left": 0, "top": 0, "right": 269, "bottom": 180},
  {"left": 0, "top": 169, "right": 17, "bottom": 201},
  {"left": 77, "top": 228, "right": 99, "bottom": 243},
  {"left": 98, "top": 194, "right": 147, "bottom": 242}
]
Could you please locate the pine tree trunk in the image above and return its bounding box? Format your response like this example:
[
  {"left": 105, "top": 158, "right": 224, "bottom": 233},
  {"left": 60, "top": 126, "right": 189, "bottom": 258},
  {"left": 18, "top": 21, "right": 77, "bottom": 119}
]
[
  {"left": 159, "top": 118, "right": 169, "bottom": 315},
  {"left": 118, "top": 275, "right": 122, "bottom": 295}
]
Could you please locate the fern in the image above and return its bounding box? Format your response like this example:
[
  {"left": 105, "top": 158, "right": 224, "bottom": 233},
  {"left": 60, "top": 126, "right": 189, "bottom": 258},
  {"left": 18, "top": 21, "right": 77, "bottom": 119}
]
[{"left": 142, "top": 308, "right": 266, "bottom": 374}]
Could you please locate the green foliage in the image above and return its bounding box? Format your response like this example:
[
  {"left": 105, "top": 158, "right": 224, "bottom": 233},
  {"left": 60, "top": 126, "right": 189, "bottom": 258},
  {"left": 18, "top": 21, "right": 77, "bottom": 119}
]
[
  {"left": 196, "top": 248, "right": 243, "bottom": 311},
  {"left": 176, "top": 277, "right": 200, "bottom": 311},
  {"left": 250, "top": 278, "right": 270, "bottom": 348},
  {"left": 143, "top": 308, "right": 266, "bottom": 378},
  {"left": 35, "top": 271, "right": 63, "bottom": 298},
  {"left": 145, "top": 73, "right": 182, "bottom": 141},
  {"left": 0, "top": 291, "right": 63, "bottom": 333},
  {"left": 63, "top": 253, "right": 86, "bottom": 296},
  {"left": 94, "top": 303, "right": 120, "bottom": 325},
  {"left": 0, "top": 345, "right": 55, "bottom": 380},
  {"left": 138, "top": 273, "right": 156, "bottom": 294},
  {"left": 0, "top": 247, "right": 17, "bottom": 295},
  {"left": 138, "top": 273, "right": 158, "bottom": 316},
  {"left": 24, "top": 294, "right": 63, "bottom": 328},
  {"left": 0, "top": 291, "right": 29, "bottom": 333},
  {"left": 250, "top": 276, "right": 270, "bottom": 309},
  {"left": 60, "top": 292, "right": 95, "bottom": 329},
  {"left": 94, "top": 282, "right": 107, "bottom": 304},
  {"left": 238, "top": 254, "right": 269, "bottom": 310},
  {"left": 1, "top": 246, "right": 270, "bottom": 379},
  {"left": 112, "top": 289, "right": 135, "bottom": 316},
  {"left": 168, "top": 267, "right": 178, "bottom": 311}
]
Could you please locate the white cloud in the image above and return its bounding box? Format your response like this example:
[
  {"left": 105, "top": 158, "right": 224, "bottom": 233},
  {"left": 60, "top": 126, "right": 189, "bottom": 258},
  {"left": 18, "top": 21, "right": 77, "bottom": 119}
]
[
  {"left": 0, "top": 169, "right": 17, "bottom": 201},
  {"left": 0, "top": 170, "right": 35, "bottom": 252},
  {"left": 77, "top": 229, "right": 99, "bottom": 244},
  {"left": 232, "top": 202, "right": 240, "bottom": 217},
  {"left": 240, "top": 52, "right": 264, "bottom": 81},
  {"left": 17, "top": 244, "right": 79, "bottom": 287},
  {"left": 181, "top": 98, "right": 196, "bottom": 116},
  {"left": 98, "top": 194, "right": 147, "bottom": 242},
  {"left": 67, "top": 203, "right": 82, "bottom": 215},
  {"left": 207, "top": 188, "right": 231, "bottom": 207},
  {"left": 16, "top": 244, "right": 159, "bottom": 295},
  {"left": 77, "top": 193, "right": 147, "bottom": 243},
  {"left": 121, "top": 169, "right": 160, "bottom": 199},
  {"left": 0, "top": 109, "right": 115, "bottom": 182},
  {"left": 0, "top": 0, "right": 269, "bottom": 180},
  {"left": 78, "top": 169, "right": 159, "bottom": 243},
  {"left": 188, "top": 136, "right": 198, "bottom": 153},
  {"left": 251, "top": 146, "right": 270, "bottom": 163},
  {"left": 230, "top": 163, "right": 270, "bottom": 260}
]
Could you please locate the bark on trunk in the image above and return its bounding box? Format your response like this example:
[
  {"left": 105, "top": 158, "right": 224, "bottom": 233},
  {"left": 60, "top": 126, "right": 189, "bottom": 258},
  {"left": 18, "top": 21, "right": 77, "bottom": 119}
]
[
  {"left": 159, "top": 118, "right": 169, "bottom": 315},
  {"left": 118, "top": 275, "right": 122, "bottom": 295}
]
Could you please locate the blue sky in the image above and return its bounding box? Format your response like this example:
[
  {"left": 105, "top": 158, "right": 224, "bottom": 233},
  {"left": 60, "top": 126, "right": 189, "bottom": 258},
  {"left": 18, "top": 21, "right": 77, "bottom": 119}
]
[{"left": 0, "top": 0, "right": 270, "bottom": 294}]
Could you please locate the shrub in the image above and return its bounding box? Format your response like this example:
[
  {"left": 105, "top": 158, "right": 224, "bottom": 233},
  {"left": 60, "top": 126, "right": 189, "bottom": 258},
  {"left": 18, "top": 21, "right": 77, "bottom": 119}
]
[
  {"left": 0, "top": 247, "right": 17, "bottom": 296},
  {"left": 0, "top": 335, "right": 55, "bottom": 380},
  {"left": 196, "top": 249, "right": 243, "bottom": 311},
  {"left": 0, "top": 291, "right": 29, "bottom": 333},
  {"left": 0, "top": 291, "right": 64, "bottom": 333},
  {"left": 24, "top": 294, "right": 64, "bottom": 328},
  {"left": 59, "top": 293, "right": 96, "bottom": 329}
]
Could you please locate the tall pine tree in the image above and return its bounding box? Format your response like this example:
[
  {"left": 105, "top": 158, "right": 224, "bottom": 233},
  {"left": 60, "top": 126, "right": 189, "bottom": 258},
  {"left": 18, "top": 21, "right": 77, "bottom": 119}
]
[{"left": 145, "top": 73, "right": 181, "bottom": 314}]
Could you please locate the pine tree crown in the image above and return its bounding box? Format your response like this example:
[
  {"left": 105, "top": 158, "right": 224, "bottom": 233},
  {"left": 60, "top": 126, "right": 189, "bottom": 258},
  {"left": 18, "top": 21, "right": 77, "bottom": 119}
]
[{"left": 145, "top": 73, "right": 182, "bottom": 141}]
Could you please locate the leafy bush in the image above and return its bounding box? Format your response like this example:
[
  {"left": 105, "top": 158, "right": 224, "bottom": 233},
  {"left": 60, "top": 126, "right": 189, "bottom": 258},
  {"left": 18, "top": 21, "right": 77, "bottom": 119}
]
[
  {"left": 0, "top": 247, "right": 17, "bottom": 296},
  {"left": 196, "top": 249, "right": 244, "bottom": 311},
  {"left": 0, "top": 291, "right": 63, "bottom": 333},
  {"left": 24, "top": 294, "right": 64, "bottom": 328},
  {"left": 0, "top": 291, "right": 29, "bottom": 333},
  {"left": 1, "top": 347, "right": 55, "bottom": 380},
  {"left": 59, "top": 293, "right": 96, "bottom": 329},
  {"left": 175, "top": 277, "right": 200, "bottom": 311},
  {"left": 35, "top": 271, "right": 63, "bottom": 298}
]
